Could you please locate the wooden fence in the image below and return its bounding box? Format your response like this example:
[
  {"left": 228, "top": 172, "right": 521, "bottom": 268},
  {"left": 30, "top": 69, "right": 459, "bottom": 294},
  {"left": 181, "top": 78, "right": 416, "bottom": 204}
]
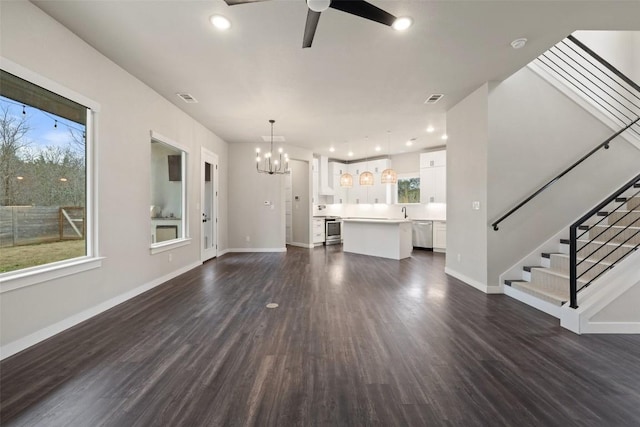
[{"left": 0, "top": 206, "right": 85, "bottom": 248}]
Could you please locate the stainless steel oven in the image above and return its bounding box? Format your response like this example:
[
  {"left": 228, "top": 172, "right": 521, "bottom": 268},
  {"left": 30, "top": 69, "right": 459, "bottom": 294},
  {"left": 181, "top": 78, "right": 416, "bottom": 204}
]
[{"left": 325, "top": 217, "right": 342, "bottom": 245}]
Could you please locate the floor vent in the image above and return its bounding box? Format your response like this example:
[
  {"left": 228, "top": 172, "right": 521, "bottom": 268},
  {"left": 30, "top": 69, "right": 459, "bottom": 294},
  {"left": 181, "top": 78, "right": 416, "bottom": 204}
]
[
  {"left": 177, "top": 93, "right": 198, "bottom": 103},
  {"left": 424, "top": 94, "right": 444, "bottom": 104}
]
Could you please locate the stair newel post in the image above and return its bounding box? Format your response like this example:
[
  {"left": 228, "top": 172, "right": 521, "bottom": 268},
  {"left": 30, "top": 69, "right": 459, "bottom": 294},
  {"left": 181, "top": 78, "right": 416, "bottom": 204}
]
[{"left": 569, "top": 224, "right": 578, "bottom": 309}]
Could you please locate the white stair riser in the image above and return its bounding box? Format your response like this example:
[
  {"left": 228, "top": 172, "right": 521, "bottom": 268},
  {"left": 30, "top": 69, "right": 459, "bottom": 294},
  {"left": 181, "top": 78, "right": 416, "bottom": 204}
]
[
  {"left": 577, "top": 241, "right": 636, "bottom": 264},
  {"left": 589, "top": 226, "right": 640, "bottom": 246},
  {"left": 530, "top": 269, "right": 570, "bottom": 294},
  {"left": 549, "top": 254, "right": 610, "bottom": 281},
  {"left": 605, "top": 211, "right": 640, "bottom": 227},
  {"left": 510, "top": 282, "right": 566, "bottom": 306}
]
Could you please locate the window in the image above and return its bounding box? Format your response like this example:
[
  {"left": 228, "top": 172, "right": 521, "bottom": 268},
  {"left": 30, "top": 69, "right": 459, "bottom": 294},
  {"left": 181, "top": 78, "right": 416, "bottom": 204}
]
[
  {"left": 397, "top": 174, "right": 420, "bottom": 204},
  {"left": 0, "top": 69, "right": 93, "bottom": 276},
  {"left": 150, "top": 132, "right": 188, "bottom": 250}
]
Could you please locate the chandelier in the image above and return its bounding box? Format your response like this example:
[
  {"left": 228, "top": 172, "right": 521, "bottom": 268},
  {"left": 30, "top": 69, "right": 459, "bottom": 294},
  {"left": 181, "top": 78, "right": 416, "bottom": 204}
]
[{"left": 255, "top": 119, "right": 290, "bottom": 175}]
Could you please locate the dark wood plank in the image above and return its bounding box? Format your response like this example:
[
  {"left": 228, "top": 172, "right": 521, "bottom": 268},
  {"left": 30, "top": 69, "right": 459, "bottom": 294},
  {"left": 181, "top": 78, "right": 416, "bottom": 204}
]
[{"left": 2, "top": 246, "right": 640, "bottom": 426}]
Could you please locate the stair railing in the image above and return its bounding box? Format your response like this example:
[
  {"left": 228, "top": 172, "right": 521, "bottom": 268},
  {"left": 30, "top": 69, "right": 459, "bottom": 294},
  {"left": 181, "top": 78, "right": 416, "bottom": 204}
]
[
  {"left": 491, "top": 118, "right": 639, "bottom": 231},
  {"left": 569, "top": 173, "right": 640, "bottom": 308},
  {"left": 491, "top": 32, "right": 640, "bottom": 231}
]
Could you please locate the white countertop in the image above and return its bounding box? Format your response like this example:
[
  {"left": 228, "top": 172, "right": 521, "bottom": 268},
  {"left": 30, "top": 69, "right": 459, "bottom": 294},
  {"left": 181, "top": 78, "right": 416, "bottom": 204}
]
[{"left": 342, "top": 218, "right": 411, "bottom": 224}]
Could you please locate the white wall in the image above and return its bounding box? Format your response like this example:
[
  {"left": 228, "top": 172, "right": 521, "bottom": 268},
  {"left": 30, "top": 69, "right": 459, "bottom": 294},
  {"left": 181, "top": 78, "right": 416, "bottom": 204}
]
[
  {"left": 486, "top": 66, "right": 640, "bottom": 288},
  {"left": 444, "top": 84, "right": 489, "bottom": 289},
  {"left": 227, "top": 143, "right": 313, "bottom": 250},
  {"left": 0, "top": 2, "right": 228, "bottom": 351},
  {"left": 573, "top": 31, "right": 640, "bottom": 83}
]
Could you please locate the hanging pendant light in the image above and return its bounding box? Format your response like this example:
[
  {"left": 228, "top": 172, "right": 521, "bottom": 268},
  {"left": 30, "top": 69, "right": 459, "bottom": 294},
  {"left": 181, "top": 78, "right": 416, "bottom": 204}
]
[
  {"left": 359, "top": 139, "right": 373, "bottom": 186},
  {"left": 339, "top": 172, "right": 353, "bottom": 187},
  {"left": 255, "top": 119, "right": 290, "bottom": 175},
  {"left": 380, "top": 130, "right": 397, "bottom": 184}
]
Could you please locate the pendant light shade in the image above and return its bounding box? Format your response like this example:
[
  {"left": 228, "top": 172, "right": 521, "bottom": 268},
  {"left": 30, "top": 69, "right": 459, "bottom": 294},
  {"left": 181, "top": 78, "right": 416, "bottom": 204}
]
[
  {"left": 340, "top": 172, "right": 353, "bottom": 188},
  {"left": 381, "top": 130, "right": 398, "bottom": 184},
  {"left": 359, "top": 171, "right": 374, "bottom": 186},
  {"left": 381, "top": 168, "right": 397, "bottom": 184}
]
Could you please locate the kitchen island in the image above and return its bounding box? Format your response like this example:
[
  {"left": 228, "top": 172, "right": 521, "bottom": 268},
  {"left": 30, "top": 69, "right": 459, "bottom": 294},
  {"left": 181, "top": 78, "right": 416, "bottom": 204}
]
[{"left": 342, "top": 218, "right": 412, "bottom": 260}]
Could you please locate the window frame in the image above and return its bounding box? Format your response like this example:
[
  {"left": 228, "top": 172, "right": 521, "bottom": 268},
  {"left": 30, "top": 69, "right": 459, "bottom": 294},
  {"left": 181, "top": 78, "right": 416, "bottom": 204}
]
[
  {"left": 149, "top": 130, "right": 191, "bottom": 254},
  {"left": 0, "top": 58, "right": 102, "bottom": 293},
  {"left": 396, "top": 172, "right": 421, "bottom": 204}
]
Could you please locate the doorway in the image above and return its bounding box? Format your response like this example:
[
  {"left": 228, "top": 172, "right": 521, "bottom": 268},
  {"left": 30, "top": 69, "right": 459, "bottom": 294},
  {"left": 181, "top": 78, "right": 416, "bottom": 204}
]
[{"left": 201, "top": 148, "right": 218, "bottom": 262}]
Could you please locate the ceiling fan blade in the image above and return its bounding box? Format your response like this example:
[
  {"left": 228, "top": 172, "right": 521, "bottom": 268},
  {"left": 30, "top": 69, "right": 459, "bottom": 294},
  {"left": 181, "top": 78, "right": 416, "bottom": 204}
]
[
  {"left": 303, "top": 9, "right": 322, "bottom": 48},
  {"left": 223, "top": 0, "right": 271, "bottom": 6},
  {"left": 329, "top": 0, "right": 396, "bottom": 26}
]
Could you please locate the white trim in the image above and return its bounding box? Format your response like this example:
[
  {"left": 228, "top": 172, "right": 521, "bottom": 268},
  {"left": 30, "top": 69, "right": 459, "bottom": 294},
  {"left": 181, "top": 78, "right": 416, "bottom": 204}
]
[
  {"left": 433, "top": 248, "right": 445, "bottom": 253},
  {"left": 573, "top": 321, "right": 640, "bottom": 334},
  {"left": 289, "top": 242, "right": 314, "bottom": 249},
  {"left": 150, "top": 130, "right": 190, "bottom": 154},
  {"left": 228, "top": 247, "right": 287, "bottom": 253},
  {"left": 216, "top": 248, "right": 231, "bottom": 257},
  {"left": 444, "top": 267, "right": 500, "bottom": 294},
  {"left": 150, "top": 238, "right": 192, "bottom": 255},
  {"left": 200, "top": 148, "right": 219, "bottom": 263},
  {"left": 0, "top": 261, "right": 200, "bottom": 360},
  {"left": 0, "top": 57, "right": 101, "bottom": 111},
  {"left": 503, "top": 285, "right": 562, "bottom": 319},
  {"left": 0, "top": 257, "right": 104, "bottom": 293}
]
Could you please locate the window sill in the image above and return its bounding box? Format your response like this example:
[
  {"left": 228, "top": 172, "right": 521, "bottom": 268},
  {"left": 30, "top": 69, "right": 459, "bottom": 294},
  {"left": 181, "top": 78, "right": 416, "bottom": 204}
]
[
  {"left": 0, "top": 257, "right": 104, "bottom": 294},
  {"left": 150, "top": 238, "right": 192, "bottom": 255}
]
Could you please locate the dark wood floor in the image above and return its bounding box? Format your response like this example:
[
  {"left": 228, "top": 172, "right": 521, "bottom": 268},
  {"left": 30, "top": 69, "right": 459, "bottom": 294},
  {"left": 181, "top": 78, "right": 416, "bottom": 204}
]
[{"left": 2, "top": 246, "right": 640, "bottom": 426}]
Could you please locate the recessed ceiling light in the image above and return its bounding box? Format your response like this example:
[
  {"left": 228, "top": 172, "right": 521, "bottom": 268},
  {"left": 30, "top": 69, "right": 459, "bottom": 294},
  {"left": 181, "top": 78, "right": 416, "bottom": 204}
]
[
  {"left": 426, "top": 126, "right": 435, "bottom": 133},
  {"left": 329, "top": 147, "right": 335, "bottom": 152},
  {"left": 210, "top": 15, "right": 231, "bottom": 30},
  {"left": 348, "top": 151, "right": 354, "bottom": 157},
  {"left": 510, "top": 38, "right": 527, "bottom": 49},
  {"left": 392, "top": 17, "right": 412, "bottom": 31},
  {"left": 375, "top": 146, "right": 381, "bottom": 152},
  {"left": 406, "top": 140, "right": 413, "bottom": 147},
  {"left": 441, "top": 134, "right": 448, "bottom": 140}
]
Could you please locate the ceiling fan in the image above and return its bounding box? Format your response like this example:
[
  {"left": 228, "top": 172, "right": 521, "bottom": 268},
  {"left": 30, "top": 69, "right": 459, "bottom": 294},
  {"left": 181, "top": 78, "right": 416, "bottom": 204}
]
[{"left": 223, "top": 0, "right": 402, "bottom": 48}]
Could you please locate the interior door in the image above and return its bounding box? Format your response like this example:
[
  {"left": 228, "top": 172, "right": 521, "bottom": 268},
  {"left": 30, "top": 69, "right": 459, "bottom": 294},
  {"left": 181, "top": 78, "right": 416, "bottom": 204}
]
[{"left": 201, "top": 148, "right": 218, "bottom": 262}]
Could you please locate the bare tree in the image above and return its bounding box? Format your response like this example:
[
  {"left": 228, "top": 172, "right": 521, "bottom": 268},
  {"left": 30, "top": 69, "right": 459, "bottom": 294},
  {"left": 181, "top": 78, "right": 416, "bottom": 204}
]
[{"left": 0, "top": 105, "right": 31, "bottom": 206}]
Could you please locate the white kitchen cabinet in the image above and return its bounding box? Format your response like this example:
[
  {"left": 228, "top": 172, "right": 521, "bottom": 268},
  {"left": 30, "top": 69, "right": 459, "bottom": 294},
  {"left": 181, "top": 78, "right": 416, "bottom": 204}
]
[
  {"left": 419, "top": 150, "right": 446, "bottom": 203},
  {"left": 420, "top": 150, "right": 446, "bottom": 168},
  {"left": 313, "top": 218, "right": 325, "bottom": 244},
  {"left": 344, "top": 159, "right": 391, "bottom": 204},
  {"left": 433, "top": 221, "right": 446, "bottom": 252},
  {"left": 329, "top": 161, "right": 347, "bottom": 204}
]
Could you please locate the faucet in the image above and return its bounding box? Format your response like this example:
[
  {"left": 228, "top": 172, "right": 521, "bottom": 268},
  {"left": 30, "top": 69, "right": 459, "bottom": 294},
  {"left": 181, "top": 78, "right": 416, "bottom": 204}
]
[{"left": 401, "top": 206, "right": 408, "bottom": 219}]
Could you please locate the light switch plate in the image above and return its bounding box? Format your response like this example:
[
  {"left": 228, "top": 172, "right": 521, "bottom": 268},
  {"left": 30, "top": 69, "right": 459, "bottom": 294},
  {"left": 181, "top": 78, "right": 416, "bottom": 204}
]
[{"left": 472, "top": 201, "right": 480, "bottom": 210}]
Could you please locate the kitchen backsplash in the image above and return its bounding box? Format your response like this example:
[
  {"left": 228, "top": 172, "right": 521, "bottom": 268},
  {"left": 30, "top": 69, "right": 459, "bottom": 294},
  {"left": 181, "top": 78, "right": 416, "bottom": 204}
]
[{"left": 313, "top": 203, "right": 446, "bottom": 220}]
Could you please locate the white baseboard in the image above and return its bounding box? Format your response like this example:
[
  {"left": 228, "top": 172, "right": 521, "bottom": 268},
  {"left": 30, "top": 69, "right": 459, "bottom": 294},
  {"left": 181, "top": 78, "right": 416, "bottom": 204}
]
[
  {"left": 0, "top": 261, "right": 201, "bottom": 360},
  {"left": 227, "top": 247, "right": 287, "bottom": 253},
  {"left": 444, "top": 267, "right": 496, "bottom": 293},
  {"left": 217, "top": 248, "right": 230, "bottom": 257},
  {"left": 433, "top": 248, "right": 445, "bottom": 253},
  {"left": 504, "top": 285, "right": 562, "bottom": 319},
  {"left": 580, "top": 322, "right": 640, "bottom": 334},
  {"left": 288, "top": 242, "right": 314, "bottom": 249}
]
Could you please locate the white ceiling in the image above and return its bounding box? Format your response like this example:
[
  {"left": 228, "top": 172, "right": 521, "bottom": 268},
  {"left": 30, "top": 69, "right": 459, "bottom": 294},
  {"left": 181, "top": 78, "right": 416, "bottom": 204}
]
[{"left": 33, "top": 0, "right": 640, "bottom": 161}]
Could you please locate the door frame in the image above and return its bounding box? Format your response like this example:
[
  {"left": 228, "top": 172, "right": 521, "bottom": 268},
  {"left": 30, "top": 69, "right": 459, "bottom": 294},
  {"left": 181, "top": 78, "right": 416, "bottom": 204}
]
[{"left": 201, "top": 148, "right": 219, "bottom": 262}]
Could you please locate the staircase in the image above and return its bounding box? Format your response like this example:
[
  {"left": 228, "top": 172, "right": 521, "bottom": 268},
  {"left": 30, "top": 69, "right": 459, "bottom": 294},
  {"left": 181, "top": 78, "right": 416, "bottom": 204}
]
[{"left": 504, "top": 179, "right": 640, "bottom": 308}]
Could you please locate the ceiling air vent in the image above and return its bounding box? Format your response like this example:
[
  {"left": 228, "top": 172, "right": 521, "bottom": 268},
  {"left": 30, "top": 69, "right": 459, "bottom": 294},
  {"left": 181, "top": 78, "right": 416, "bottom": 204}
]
[
  {"left": 177, "top": 93, "right": 198, "bottom": 104},
  {"left": 424, "top": 94, "right": 444, "bottom": 104}
]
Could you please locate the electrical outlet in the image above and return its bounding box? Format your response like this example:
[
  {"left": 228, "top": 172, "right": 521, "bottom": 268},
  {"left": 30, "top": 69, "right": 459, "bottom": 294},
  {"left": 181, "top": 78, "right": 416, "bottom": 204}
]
[
  {"left": 472, "top": 201, "right": 480, "bottom": 210},
  {"left": 168, "top": 253, "right": 173, "bottom": 262},
  {"left": 457, "top": 253, "right": 461, "bottom": 262},
  {"left": 246, "top": 236, "right": 250, "bottom": 242}
]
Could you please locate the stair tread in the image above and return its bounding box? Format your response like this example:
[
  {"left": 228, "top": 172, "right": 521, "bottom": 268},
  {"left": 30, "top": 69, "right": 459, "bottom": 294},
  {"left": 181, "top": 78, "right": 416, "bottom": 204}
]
[
  {"left": 577, "top": 239, "right": 639, "bottom": 248},
  {"left": 523, "top": 265, "right": 544, "bottom": 272}
]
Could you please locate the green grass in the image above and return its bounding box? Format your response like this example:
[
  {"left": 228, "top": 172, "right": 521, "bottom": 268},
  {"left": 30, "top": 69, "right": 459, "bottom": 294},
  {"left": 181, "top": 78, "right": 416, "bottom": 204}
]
[{"left": 0, "top": 240, "right": 86, "bottom": 273}]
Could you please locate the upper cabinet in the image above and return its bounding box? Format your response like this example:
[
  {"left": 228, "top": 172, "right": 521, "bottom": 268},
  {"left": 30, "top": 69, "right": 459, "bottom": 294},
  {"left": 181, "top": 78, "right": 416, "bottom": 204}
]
[{"left": 420, "top": 150, "right": 446, "bottom": 204}]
